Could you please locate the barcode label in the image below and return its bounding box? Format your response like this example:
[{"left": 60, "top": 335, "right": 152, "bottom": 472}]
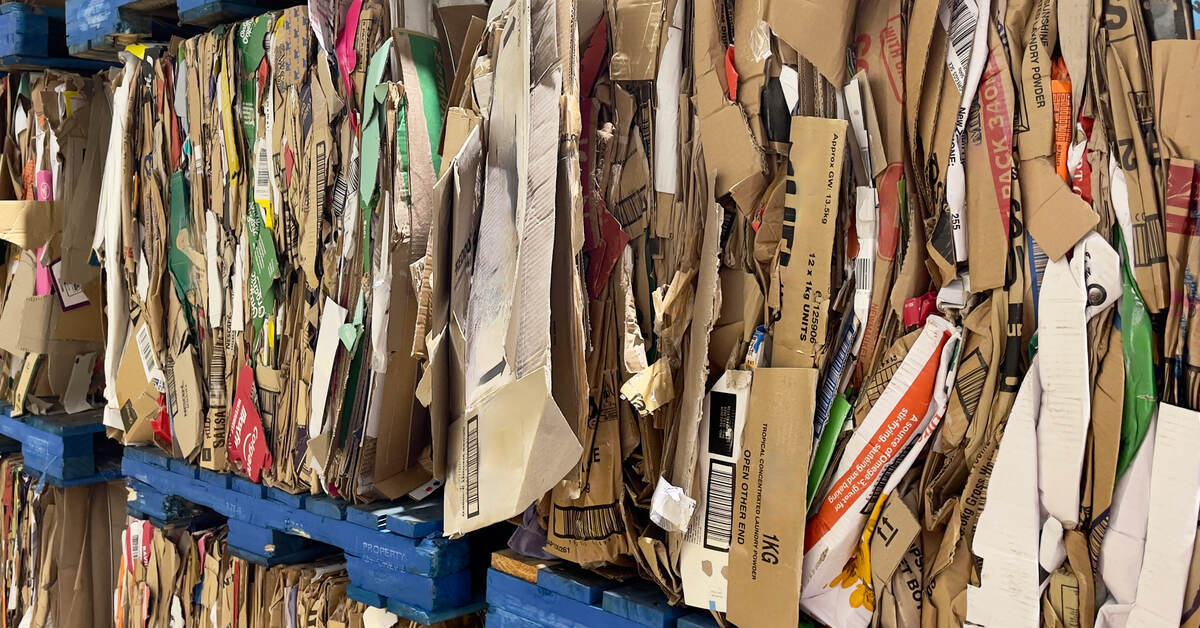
[
  {"left": 333, "top": 144, "right": 361, "bottom": 220},
  {"left": 135, "top": 324, "right": 166, "bottom": 392},
  {"left": 331, "top": 172, "right": 349, "bottom": 218},
  {"left": 164, "top": 353, "right": 177, "bottom": 417},
  {"left": 855, "top": 256, "right": 873, "bottom": 295},
  {"left": 315, "top": 140, "right": 328, "bottom": 214},
  {"left": 552, "top": 503, "right": 627, "bottom": 540},
  {"left": 1133, "top": 214, "right": 1168, "bottom": 267},
  {"left": 208, "top": 329, "right": 226, "bottom": 407},
  {"left": 702, "top": 460, "right": 735, "bottom": 551},
  {"left": 948, "top": 1, "right": 976, "bottom": 60},
  {"left": 465, "top": 416, "right": 480, "bottom": 518},
  {"left": 942, "top": 0, "right": 978, "bottom": 91},
  {"left": 254, "top": 143, "right": 270, "bottom": 203},
  {"left": 128, "top": 526, "right": 141, "bottom": 565}
]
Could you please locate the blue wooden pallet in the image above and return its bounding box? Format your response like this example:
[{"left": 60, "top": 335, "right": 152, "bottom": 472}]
[
  {"left": 0, "top": 405, "right": 121, "bottom": 485},
  {"left": 0, "top": 3, "right": 114, "bottom": 72},
  {"left": 122, "top": 446, "right": 478, "bottom": 623},
  {"left": 176, "top": 0, "right": 290, "bottom": 27},
  {"left": 65, "top": 0, "right": 185, "bottom": 60},
  {"left": 122, "top": 448, "right": 467, "bottom": 574},
  {"left": 676, "top": 613, "right": 722, "bottom": 628},
  {"left": 486, "top": 566, "right": 707, "bottom": 628}
]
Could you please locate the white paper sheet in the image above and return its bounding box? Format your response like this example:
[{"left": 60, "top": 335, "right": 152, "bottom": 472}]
[
  {"left": 308, "top": 297, "right": 348, "bottom": 438},
  {"left": 1126, "top": 404, "right": 1200, "bottom": 628},
  {"left": 968, "top": 358, "right": 1043, "bottom": 628}
]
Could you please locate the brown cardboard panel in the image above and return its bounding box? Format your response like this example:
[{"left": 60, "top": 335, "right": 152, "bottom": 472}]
[
  {"left": 726, "top": 367, "right": 816, "bottom": 628},
  {"left": 774, "top": 116, "right": 848, "bottom": 369},
  {"left": 1021, "top": 156, "right": 1098, "bottom": 261},
  {"left": 607, "top": 0, "right": 665, "bottom": 81}
]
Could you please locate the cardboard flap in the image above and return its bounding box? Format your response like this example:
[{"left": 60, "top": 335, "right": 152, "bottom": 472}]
[
  {"left": 1021, "top": 156, "right": 1098, "bottom": 261},
  {"left": 763, "top": 0, "right": 853, "bottom": 87},
  {"left": 0, "top": 200, "right": 63, "bottom": 250},
  {"left": 607, "top": 0, "right": 666, "bottom": 81},
  {"left": 1153, "top": 40, "right": 1200, "bottom": 161},
  {"left": 444, "top": 366, "right": 582, "bottom": 536}
]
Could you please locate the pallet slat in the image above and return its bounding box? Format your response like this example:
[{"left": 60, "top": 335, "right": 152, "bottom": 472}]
[
  {"left": 538, "top": 564, "right": 615, "bottom": 605},
  {"left": 488, "top": 557, "right": 700, "bottom": 628},
  {"left": 490, "top": 548, "right": 557, "bottom": 584},
  {"left": 486, "top": 569, "right": 643, "bottom": 628}
]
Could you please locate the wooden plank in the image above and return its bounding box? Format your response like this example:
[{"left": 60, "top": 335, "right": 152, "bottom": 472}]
[
  {"left": 537, "top": 564, "right": 618, "bottom": 605},
  {"left": 490, "top": 549, "right": 558, "bottom": 584},
  {"left": 486, "top": 569, "right": 641, "bottom": 628},
  {"left": 601, "top": 582, "right": 688, "bottom": 628}
]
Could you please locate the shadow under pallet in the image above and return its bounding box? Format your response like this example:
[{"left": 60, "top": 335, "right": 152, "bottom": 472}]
[
  {"left": 0, "top": 405, "right": 122, "bottom": 486},
  {"left": 122, "top": 446, "right": 481, "bottom": 625},
  {"left": 486, "top": 555, "right": 720, "bottom": 628}
]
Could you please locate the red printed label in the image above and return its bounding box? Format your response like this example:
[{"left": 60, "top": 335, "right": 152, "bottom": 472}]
[
  {"left": 228, "top": 365, "right": 272, "bottom": 482},
  {"left": 1165, "top": 161, "right": 1197, "bottom": 236}
]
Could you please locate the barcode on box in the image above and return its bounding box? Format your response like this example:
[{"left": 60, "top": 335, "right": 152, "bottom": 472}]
[
  {"left": 465, "top": 416, "right": 480, "bottom": 518},
  {"left": 135, "top": 324, "right": 165, "bottom": 392},
  {"left": 136, "top": 325, "right": 158, "bottom": 374},
  {"left": 855, "top": 256, "right": 873, "bottom": 295},
  {"left": 703, "top": 460, "right": 735, "bottom": 551},
  {"left": 208, "top": 329, "right": 226, "bottom": 407},
  {"left": 254, "top": 144, "right": 270, "bottom": 203},
  {"left": 943, "top": 0, "right": 978, "bottom": 90},
  {"left": 1133, "top": 214, "right": 1168, "bottom": 267},
  {"left": 331, "top": 172, "right": 349, "bottom": 218},
  {"left": 552, "top": 503, "right": 626, "bottom": 540},
  {"left": 948, "top": 0, "right": 976, "bottom": 62}
]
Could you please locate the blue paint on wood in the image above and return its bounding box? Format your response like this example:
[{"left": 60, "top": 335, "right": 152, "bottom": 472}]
[
  {"left": 0, "top": 406, "right": 119, "bottom": 484},
  {"left": 346, "top": 585, "right": 386, "bottom": 609},
  {"left": 677, "top": 612, "right": 722, "bottom": 628},
  {"left": 385, "top": 597, "right": 485, "bottom": 626},
  {"left": 230, "top": 474, "right": 268, "bottom": 499},
  {"left": 267, "top": 486, "right": 306, "bottom": 509},
  {"left": 304, "top": 495, "right": 348, "bottom": 520},
  {"left": 121, "top": 450, "right": 477, "bottom": 620},
  {"left": 344, "top": 555, "right": 470, "bottom": 611},
  {"left": 537, "top": 564, "right": 616, "bottom": 605},
  {"left": 486, "top": 569, "right": 642, "bottom": 628},
  {"left": 600, "top": 582, "right": 687, "bottom": 628},
  {"left": 383, "top": 499, "right": 443, "bottom": 538},
  {"left": 486, "top": 606, "right": 545, "bottom": 628}
]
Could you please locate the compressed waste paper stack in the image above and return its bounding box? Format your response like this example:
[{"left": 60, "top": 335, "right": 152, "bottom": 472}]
[
  {"left": 0, "top": 70, "right": 111, "bottom": 417},
  {"left": 97, "top": 3, "right": 451, "bottom": 502},
  {"left": 422, "top": 0, "right": 1200, "bottom": 627},
  {"left": 0, "top": 454, "right": 125, "bottom": 628},
  {"left": 113, "top": 520, "right": 428, "bottom": 627},
  {"left": 73, "top": 0, "right": 1200, "bottom": 626}
]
